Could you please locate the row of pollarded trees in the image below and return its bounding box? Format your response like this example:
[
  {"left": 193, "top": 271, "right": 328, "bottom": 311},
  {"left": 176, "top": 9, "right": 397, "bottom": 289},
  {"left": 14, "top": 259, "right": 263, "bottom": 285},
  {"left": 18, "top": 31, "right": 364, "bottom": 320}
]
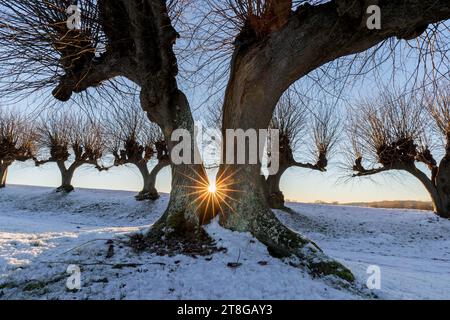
[
  {"left": 1, "top": 0, "right": 449, "bottom": 282},
  {"left": 104, "top": 101, "right": 170, "bottom": 200},
  {"left": 349, "top": 87, "right": 450, "bottom": 219},
  {"left": 4, "top": 86, "right": 450, "bottom": 219},
  {"left": 0, "top": 104, "right": 169, "bottom": 200}
]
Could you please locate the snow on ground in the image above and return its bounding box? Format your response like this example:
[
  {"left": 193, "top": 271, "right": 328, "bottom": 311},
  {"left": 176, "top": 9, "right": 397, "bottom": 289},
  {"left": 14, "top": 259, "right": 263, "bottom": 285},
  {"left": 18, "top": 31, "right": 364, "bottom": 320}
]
[
  {"left": 0, "top": 185, "right": 449, "bottom": 300},
  {"left": 277, "top": 203, "right": 450, "bottom": 299}
]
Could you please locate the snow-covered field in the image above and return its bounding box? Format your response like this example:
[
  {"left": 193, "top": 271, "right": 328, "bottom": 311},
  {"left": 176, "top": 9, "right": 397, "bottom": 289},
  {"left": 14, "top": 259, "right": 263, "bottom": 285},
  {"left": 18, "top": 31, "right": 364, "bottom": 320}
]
[{"left": 1, "top": 185, "right": 449, "bottom": 300}]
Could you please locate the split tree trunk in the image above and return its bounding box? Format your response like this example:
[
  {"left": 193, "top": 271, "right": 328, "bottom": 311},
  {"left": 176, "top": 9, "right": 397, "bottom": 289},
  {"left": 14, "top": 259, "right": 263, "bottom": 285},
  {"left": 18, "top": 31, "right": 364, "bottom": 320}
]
[
  {"left": 135, "top": 159, "right": 170, "bottom": 201},
  {"left": 0, "top": 163, "right": 9, "bottom": 188},
  {"left": 56, "top": 161, "right": 76, "bottom": 193}
]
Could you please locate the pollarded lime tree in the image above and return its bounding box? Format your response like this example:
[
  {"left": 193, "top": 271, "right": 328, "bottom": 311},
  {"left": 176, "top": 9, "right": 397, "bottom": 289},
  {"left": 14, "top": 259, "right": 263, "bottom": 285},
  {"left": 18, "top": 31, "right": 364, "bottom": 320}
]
[
  {"left": 0, "top": 109, "right": 37, "bottom": 188},
  {"left": 105, "top": 101, "right": 170, "bottom": 201},
  {"left": 349, "top": 88, "right": 450, "bottom": 219},
  {"left": 265, "top": 91, "right": 339, "bottom": 209},
  {"left": 35, "top": 112, "right": 106, "bottom": 192},
  {"left": 0, "top": 1, "right": 214, "bottom": 252},
  {"left": 202, "top": 0, "right": 450, "bottom": 271}
]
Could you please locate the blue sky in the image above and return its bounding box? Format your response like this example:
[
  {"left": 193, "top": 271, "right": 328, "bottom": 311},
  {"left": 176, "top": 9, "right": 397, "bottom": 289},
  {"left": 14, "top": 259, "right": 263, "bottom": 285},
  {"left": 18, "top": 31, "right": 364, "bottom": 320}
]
[
  {"left": 3, "top": 13, "right": 449, "bottom": 204},
  {"left": 4, "top": 58, "right": 439, "bottom": 204}
]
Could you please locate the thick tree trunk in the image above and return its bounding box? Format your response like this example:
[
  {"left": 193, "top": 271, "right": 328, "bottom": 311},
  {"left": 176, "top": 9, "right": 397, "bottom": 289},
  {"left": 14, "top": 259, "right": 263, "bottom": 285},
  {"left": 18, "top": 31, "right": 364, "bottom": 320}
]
[
  {"left": 138, "top": 90, "right": 218, "bottom": 254},
  {"left": 213, "top": 0, "right": 450, "bottom": 263},
  {"left": 434, "top": 157, "right": 450, "bottom": 219},
  {"left": 0, "top": 163, "right": 9, "bottom": 188},
  {"left": 432, "top": 194, "right": 450, "bottom": 219},
  {"left": 406, "top": 165, "right": 450, "bottom": 219},
  {"left": 217, "top": 162, "right": 353, "bottom": 281},
  {"left": 56, "top": 161, "right": 76, "bottom": 193},
  {"left": 217, "top": 65, "right": 354, "bottom": 281}
]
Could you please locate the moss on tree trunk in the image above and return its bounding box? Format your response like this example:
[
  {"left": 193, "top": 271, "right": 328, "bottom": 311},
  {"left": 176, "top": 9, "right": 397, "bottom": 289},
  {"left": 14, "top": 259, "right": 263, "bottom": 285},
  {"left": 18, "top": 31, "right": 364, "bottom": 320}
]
[{"left": 217, "top": 163, "right": 354, "bottom": 282}]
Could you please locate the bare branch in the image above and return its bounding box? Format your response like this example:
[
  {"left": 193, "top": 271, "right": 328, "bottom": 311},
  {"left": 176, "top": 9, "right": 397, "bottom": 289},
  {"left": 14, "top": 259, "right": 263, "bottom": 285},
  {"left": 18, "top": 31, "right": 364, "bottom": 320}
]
[
  {"left": 35, "top": 111, "right": 105, "bottom": 170},
  {"left": 0, "top": 108, "right": 37, "bottom": 165}
]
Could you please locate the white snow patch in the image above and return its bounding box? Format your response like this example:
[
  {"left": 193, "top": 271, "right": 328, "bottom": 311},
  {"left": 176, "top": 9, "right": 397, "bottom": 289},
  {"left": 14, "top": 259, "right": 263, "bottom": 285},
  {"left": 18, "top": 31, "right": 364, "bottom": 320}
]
[{"left": 0, "top": 185, "right": 449, "bottom": 299}]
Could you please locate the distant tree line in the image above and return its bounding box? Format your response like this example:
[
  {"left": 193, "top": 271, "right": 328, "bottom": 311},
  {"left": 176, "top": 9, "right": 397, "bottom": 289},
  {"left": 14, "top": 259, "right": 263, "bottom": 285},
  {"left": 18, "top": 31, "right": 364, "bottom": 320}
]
[
  {"left": 0, "top": 106, "right": 168, "bottom": 201},
  {"left": 2, "top": 83, "right": 450, "bottom": 219}
]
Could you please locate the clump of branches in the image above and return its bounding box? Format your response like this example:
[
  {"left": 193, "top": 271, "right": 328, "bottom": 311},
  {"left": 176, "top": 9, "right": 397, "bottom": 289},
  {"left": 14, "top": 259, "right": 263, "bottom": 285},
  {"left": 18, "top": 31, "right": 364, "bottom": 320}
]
[
  {"left": 222, "top": 0, "right": 292, "bottom": 38},
  {"left": 311, "top": 106, "right": 340, "bottom": 170},
  {"left": 104, "top": 102, "right": 170, "bottom": 201},
  {"left": 265, "top": 90, "right": 339, "bottom": 209},
  {"left": 348, "top": 87, "right": 450, "bottom": 218},
  {"left": 349, "top": 91, "right": 427, "bottom": 174},
  {"left": 0, "top": 109, "right": 37, "bottom": 188},
  {"left": 0, "top": 0, "right": 106, "bottom": 100},
  {"left": 35, "top": 111, "right": 106, "bottom": 192}
]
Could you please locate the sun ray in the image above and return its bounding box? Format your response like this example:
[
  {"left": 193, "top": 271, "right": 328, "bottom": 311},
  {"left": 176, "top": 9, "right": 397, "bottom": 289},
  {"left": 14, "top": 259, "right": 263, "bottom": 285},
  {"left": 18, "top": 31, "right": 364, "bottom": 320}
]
[{"left": 180, "top": 165, "right": 244, "bottom": 222}]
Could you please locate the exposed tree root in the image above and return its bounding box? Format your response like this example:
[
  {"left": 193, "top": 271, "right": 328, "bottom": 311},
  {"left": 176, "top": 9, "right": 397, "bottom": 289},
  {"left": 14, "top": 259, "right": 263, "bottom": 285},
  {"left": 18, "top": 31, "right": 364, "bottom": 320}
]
[
  {"left": 135, "top": 190, "right": 160, "bottom": 201},
  {"left": 219, "top": 188, "right": 355, "bottom": 283},
  {"left": 129, "top": 210, "right": 226, "bottom": 257},
  {"left": 251, "top": 213, "right": 355, "bottom": 283},
  {"left": 56, "top": 185, "right": 74, "bottom": 193}
]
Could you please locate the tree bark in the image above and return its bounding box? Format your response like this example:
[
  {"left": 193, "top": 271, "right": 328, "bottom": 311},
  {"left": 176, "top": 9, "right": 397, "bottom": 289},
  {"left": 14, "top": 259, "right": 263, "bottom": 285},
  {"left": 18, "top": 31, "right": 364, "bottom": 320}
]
[
  {"left": 56, "top": 161, "right": 76, "bottom": 193},
  {"left": 433, "top": 193, "right": 450, "bottom": 219},
  {"left": 0, "top": 163, "right": 9, "bottom": 188},
  {"left": 404, "top": 165, "right": 450, "bottom": 219},
  {"left": 140, "top": 90, "right": 216, "bottom": 251},
  {"left": 218, "top": 72, "right": 354, "bottom": 281},
  {"left": 265, "top": 166, "right": 289, "bottom": 209},
  {"left": 433, "top": 157, "right": 450, "bottom": 218}
]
